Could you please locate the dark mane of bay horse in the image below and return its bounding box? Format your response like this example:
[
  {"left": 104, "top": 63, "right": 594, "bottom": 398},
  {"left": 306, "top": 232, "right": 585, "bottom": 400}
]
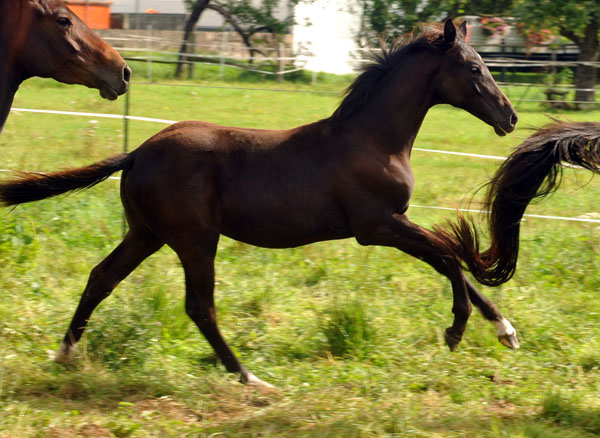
[
  {"left": 0, "top": 0, "right": 131, "bottom": 133},
  {"left": 434, "top": 121, "right": 600, "bottom": 287},
  {"left": 0, "top": 20, "right": 520, "bottom": 389},
  {"left": 333, "top": 24, "right": 459, "bottom": 121}
]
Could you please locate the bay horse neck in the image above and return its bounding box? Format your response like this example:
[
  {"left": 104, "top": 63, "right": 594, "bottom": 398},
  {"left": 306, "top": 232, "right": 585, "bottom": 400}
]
[
  {"left": 0, "top": 0, "right": 28, "bottom": 133},
  {"left": 0, "top": 56, "right": 18, "bottom": 135},
  {"left": 330, "top": 49, "right": 443, "bottom": 155}
]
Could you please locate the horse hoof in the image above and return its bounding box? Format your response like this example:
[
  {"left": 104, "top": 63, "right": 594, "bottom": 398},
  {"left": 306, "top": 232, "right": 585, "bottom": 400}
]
[
  {"left": 494, "top": 318, "right": 519, "bottom": 349},
  {"left": 242, "top": 371, "right": 278, "bottom": 394},
  {"left": 444, "top": 328, "right": 462, "bottom": 352},
  {"left": 54, "top": 341, "right": 76, "bottom": 364},
  {"left": 498, "top": 332, "right": 520, "bottom": 349}
]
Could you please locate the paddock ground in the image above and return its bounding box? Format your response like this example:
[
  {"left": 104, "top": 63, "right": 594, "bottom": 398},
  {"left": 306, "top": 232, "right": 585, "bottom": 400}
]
[{"left": 0, "top": 76, "right": 599, "bottom": 437}]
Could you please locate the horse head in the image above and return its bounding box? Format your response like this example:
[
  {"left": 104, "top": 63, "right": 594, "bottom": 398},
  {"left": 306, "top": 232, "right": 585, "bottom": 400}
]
[
  {"left": 18, "top": 0, "right": 131, "bottom": 100},
  {"left": 433, "top": 19, "right": 517, "bottom": 136}
]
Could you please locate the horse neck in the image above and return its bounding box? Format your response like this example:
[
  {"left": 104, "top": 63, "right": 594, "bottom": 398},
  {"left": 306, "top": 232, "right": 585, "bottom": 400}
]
[
  {"left": 339, "top": 53, "right": 441, "bottom": 155},
  {"left": 0, "top": 47, "right": 20, "bottom": 134},
  {"left": 0, "top": 1, "right": 26, "bottom": 133}
]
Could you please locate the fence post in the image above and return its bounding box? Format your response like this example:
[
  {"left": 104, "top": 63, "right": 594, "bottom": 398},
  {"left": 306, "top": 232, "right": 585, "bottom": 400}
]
[
  {"left": 147, "top": 24, "right": 153, "bottom": 81},
  {"left": 219, "top": 30, "right": 229, "bottom": 80},
  {"left": 277, "top": 42, "right": 285, "bottom": 83},
  {"left": 188, "top": 35, "right": 195, "bottom": 80},
  {"left": 500, "top": 38, "right": 506, "bottom": 83},
  {"left": 122, "top": 87, "right": 130, "bottom": 236}
]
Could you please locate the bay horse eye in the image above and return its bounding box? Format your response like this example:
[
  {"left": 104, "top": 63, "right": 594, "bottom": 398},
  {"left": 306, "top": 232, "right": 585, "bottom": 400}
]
[
  {"left": 470, "top": 65, "right": 481, "bottom": 75},
  {"left": 57, "top": 17, "right": 72, "bottom": 27}
]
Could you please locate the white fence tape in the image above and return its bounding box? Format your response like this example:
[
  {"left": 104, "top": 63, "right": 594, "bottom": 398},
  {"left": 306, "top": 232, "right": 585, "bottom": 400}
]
[
  {"left": 11, "top": 107, "right": 177, "bottom": 125},
  {"left": 409, "top": 205, "right": 600, "bottom": 224},
  {"left": 4, "top": 107, "right": 599, "bottom": 225}
]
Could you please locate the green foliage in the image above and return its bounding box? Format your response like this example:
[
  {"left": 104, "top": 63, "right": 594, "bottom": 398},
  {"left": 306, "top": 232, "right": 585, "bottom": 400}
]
[
  {"left": 512, "top": 0, "right": 600, "bottom": 37},
  {"left": 215, "top": 0, "right": 296, "bottom": 35},
  {"left": 510, "top": 0, "right": 600, "bottom": 103},
  {"left": 358, "top": 0, "right": 514, "bottom": 43}
]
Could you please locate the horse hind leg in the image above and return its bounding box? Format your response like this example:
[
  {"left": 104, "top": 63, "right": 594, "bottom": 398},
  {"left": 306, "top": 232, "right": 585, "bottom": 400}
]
[
  {"left": 362, "top": 213, "right": 518, "bottom": 351},
  {"left": 55, "top": 229, "right": 162, "bottom": 363},
  {"left": 174, "top": 236, "right": 275, "bottom": 392},
  {"left": 390, "top": 215, "right": 519, "bottom": 350},
  {"left": 464, "top": 277, "right": 519, "bottom": 349}
]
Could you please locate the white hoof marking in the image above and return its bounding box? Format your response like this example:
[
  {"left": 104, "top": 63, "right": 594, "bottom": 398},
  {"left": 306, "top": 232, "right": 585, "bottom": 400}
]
[
  {"left": 494, "top": 317, "right": 516, "bottom": 337},
  {"left": 245, "top": 372, "right": 276, "bottom": 392}
]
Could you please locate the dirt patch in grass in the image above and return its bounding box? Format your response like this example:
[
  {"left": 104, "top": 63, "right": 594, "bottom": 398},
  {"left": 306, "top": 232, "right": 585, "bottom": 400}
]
[
  {"left": 135, "top": 396, "right": 200, "bottom": 424},
  {"left": 132, "top": 386, "right": 278, "bottom": 426},
  {"left": 46, "top": 423, "right": 112, "bottom": 438}
]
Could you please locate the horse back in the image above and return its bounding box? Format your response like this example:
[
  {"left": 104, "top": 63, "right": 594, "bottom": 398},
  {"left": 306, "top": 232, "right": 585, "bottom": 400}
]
[{"left": 121, "top": 120, "right": 355, "bottom": 248}]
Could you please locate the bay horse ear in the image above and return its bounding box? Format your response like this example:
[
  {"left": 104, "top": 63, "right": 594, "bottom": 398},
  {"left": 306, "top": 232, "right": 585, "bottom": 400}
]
[
  {"left": 443, "top": 18, "right": 457, "bottom": 46},
  {"left": 458, "top": 20, "right": 468, "bottom": 38},
  {"left": 29, "top": 0, "right": 46, "bottom": 15}
]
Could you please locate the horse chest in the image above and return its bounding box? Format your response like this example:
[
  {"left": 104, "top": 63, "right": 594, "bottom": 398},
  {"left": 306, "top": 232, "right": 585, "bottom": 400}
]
[{"left": 352, "top": 155, "right": 415, "bottom": 207}]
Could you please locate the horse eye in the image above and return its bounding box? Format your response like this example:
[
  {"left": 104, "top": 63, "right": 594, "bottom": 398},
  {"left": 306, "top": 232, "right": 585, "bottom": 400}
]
[
  {"left": 470, "top": 65, "right": 481, "bottom": 75},
  {"left": 57, "top": 17, "right": 72, "bottom": 27}
]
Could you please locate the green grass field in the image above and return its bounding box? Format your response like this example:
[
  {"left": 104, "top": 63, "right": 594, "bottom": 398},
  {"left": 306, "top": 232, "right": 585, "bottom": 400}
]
[{"left": 0, "top": 69, "right": 599, "bottom": 437}]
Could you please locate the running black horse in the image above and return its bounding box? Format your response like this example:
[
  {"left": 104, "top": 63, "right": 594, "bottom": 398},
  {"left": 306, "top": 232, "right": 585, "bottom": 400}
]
[{"left": 0, "top": 20, "right": 518, "bottom": 390}]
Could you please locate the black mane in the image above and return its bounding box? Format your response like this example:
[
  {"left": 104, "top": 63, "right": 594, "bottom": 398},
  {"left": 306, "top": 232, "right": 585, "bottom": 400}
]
[{"left": 331, "top": 25, "right": 455, "bottom": 121}]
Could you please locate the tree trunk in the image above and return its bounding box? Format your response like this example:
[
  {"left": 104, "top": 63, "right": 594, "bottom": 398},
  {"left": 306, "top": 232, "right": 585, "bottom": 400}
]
[
  {"left": 572, "top": 18, "right": 599, "bottom": 108},
  {"left": 175, "top": 0, "right": 211, "bottom": 79}
]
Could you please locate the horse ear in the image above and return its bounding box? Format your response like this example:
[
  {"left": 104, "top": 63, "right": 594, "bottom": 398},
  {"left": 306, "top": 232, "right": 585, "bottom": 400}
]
[
  {"left": 29, "top": 0, "right": 45, "bottom": 15},
  {"left": 458, "top": 20, "right": 468, "bottom": 38},
  {"left": 443, "top": 18, "right": 457, "bottom": 46}
]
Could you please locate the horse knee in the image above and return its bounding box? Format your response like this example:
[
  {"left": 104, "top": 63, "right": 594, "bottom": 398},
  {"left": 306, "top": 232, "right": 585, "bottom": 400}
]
[{"left": 185, "top": 301, "right": 216, "bottom": 326}]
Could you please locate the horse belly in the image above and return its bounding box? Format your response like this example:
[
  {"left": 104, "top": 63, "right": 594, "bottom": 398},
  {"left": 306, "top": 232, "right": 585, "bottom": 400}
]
[{"left": 220, "top": 194, "right": 351, "bottom": 248}]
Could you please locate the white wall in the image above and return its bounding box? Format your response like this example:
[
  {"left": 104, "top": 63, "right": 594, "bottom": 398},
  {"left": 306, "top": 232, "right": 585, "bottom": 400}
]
[
  {"left": 293, "top": 0, "right": 361, "bottom": 75},
  {"left": 110, "top": 0, "right": 291, "bottom": 27},
  {"left": 111, "top": 0, "right": 187, "bottom": 14}
]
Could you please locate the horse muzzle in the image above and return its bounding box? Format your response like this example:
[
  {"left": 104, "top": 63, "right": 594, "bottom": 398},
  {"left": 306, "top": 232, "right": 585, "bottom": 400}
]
[
  {"left": 493, "top": 111, "right": 518, "bottom": 137},
  {"left": 98, "top": 63, "right": 131, "bottom": 101}
]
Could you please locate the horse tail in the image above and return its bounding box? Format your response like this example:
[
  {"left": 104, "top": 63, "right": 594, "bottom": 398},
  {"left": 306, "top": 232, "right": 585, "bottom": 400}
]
[
  {"left": 0, "top": 152, "right": 135, "bottom": 206},
  {"left": 433, "top": 121, "right": 600, "bottom": 287}
]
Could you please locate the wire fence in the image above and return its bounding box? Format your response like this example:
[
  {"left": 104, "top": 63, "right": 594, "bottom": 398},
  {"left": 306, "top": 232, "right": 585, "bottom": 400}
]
[
  {"left": 4, "top": 94, "right": 600, "bottom": 225},
  {"left": 102, "top": 32, "right": 600, "bottom": 96}
]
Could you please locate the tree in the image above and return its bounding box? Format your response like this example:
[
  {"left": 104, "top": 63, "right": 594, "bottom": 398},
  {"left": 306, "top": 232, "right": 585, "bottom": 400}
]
[
  {"left": 512, "top": 0, "right": 600, "bottom": 106},
  {"left": 176, "top": 0, "right": 211, "bottom": 78},
  {"left": 358, "top": 0, "right": 513, "bottom": 44},
  {"left": 176, "top": 0, "right": 297, "bottom": 78}
]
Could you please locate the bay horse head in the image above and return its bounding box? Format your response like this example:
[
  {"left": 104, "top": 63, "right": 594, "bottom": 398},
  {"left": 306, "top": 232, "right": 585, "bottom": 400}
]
[
  {"left": 433, "top": 19, "right": 517, "bottom": 136},
  {"left": 19, "top": 0, "right": 131, "bottom": 99},
  {"left": 0, "top": 0, "right": 131, "bottom": 131}
]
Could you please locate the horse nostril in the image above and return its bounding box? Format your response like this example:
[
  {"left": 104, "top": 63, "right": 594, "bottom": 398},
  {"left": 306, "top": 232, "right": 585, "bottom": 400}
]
[
  {"left": 510, "top": 112, "right": 518, "bottom": 127},
  {"left": 123, "top": 65, "right": 132, "bottom": 83}
]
